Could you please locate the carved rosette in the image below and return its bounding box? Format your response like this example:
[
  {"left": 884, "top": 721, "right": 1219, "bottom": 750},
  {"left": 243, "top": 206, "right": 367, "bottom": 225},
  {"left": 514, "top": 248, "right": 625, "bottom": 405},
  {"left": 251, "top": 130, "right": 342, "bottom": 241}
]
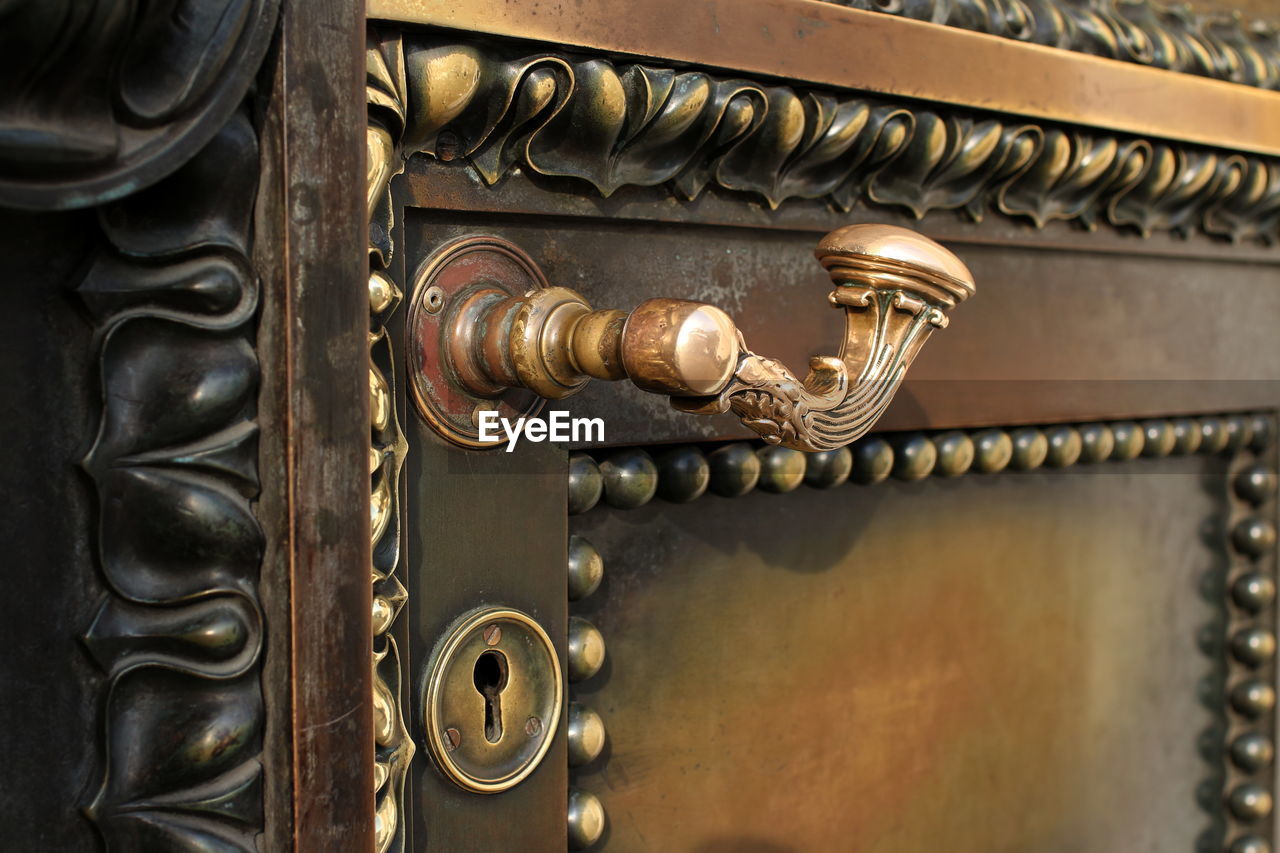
[
  {"left": 387, "top": 39, "right": 1280, "bottom": 244},
  {"left": 79, "top": 110, "right": 267, "bottom": 850},
  {"left": 368, "top": 29, "right": 415, "bottom": 853}
]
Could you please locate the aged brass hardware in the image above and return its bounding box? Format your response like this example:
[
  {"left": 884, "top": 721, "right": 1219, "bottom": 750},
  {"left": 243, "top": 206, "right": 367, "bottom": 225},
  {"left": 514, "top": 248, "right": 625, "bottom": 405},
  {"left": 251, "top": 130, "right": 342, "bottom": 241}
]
[
  {"left": 567, "top": 788, "right": 606, "bottom": 850},
  {"left": 422, "top": 608, "right": 563, "bottom": 793},
  {"left": 409, "top": 225, "right": 974, "bottom": 451}
]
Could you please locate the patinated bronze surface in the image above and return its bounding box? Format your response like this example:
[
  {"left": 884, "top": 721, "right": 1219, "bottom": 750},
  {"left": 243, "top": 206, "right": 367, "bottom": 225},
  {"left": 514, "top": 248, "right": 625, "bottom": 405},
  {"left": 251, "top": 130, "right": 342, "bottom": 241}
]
[
  {"left": 2, "top": 0, "right": 1279, "bottom": 850},
  {"left": 569, "top": 419, "right": 1279, "bottom": 851}
]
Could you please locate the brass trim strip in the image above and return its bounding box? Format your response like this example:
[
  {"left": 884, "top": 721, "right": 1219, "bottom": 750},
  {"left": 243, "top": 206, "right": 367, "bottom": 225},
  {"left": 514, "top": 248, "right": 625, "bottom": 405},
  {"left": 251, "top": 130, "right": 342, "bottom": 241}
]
[
  {"left": 822, "top": 0, "right": 1280, "bottom": 93},
  {"left": 367, "top": 0, "right": 1280, "bottom": 157}
]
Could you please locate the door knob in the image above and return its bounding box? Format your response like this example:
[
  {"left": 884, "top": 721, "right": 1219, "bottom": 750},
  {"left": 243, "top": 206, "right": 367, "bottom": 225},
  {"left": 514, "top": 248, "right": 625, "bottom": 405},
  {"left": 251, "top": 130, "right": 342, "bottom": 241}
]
[{"left": 408, "top": 225, "right": 974, "bottom": 451}]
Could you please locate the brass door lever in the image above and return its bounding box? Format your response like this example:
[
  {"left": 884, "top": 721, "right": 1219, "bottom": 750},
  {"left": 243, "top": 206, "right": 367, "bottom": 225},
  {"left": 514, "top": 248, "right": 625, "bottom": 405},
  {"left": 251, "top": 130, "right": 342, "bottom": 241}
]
[{"left": 407, "top": 225, "right": 974, "bottom": 451}]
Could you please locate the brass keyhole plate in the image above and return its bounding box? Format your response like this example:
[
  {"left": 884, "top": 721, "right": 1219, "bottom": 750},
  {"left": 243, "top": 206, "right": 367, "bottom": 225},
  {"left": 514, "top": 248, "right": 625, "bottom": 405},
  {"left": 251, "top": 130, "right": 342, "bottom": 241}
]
[
  {"left": 407, "top": 236, "right": 548, "bottom": 448},
  {"left": 423, "top": 607, "right": 563, "bottom": 793}
]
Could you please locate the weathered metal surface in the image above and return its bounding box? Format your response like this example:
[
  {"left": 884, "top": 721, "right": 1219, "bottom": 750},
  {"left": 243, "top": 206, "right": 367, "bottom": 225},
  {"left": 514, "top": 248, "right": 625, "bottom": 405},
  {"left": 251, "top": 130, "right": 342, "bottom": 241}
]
[
  {"left": 406, "top": 427, "right": 569, "bottom": 852},
  {"left": 570, "top": 452, "right": 1237, "bottom": 850},
  {"left": 407, "top": 165, "right": 1280, "bottom": 264}
]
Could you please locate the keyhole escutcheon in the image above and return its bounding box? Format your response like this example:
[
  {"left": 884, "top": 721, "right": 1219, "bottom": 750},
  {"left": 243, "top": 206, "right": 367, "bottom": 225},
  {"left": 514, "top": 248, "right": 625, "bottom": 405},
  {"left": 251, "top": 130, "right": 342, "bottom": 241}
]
[{"left": 473, "top": 650, "right": 509, "bottom": 743}]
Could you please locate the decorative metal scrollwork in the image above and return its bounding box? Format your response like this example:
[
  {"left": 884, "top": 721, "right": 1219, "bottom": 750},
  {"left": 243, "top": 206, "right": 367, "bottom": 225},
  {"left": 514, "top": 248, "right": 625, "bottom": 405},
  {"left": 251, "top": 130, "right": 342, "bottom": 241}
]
[
  {"left": 376, "top": 38, "right": 1280, "bottom": 244},
  {"left": 368, "top": 28, "right": 415, "bottom": 853}
]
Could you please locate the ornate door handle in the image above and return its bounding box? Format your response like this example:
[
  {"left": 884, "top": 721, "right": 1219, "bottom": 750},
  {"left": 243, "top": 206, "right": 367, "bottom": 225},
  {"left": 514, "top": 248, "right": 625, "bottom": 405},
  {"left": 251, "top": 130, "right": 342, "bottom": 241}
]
[{"left": 408, "top": 225, "right": 974, "bottom": 451}]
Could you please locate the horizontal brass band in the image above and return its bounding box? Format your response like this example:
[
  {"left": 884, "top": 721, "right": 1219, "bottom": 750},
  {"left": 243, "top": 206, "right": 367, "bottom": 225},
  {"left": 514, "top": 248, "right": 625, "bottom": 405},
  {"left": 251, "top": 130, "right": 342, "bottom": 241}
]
[
  {"left": 826, "top": 0, "right": 1280, "bottom": 92},
  {"left": 370, "top": 37, "right": 1280, "bottom": 243},
  {"left": 367, "top": 0, "right": 1280, "bottom": 157}
]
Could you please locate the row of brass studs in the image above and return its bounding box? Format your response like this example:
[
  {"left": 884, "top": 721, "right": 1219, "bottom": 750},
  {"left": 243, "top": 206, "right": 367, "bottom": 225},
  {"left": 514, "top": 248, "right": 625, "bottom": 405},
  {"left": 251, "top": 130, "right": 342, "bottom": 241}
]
[
  {"left": 566, "top": 535, "right": 608, "bottom": 849},
  {"left": 1223, "top": 426, "right": 1279, "bottom": 853},
  {"left": 568, "top": 415, "right": 1276, "bottom": 515}
]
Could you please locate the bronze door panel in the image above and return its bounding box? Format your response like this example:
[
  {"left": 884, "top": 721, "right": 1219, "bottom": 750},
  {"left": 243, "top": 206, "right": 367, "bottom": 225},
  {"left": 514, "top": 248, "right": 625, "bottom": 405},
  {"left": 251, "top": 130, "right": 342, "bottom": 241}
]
[{"left": 569, "top": 450, "right": 1270, "bottom": 851}]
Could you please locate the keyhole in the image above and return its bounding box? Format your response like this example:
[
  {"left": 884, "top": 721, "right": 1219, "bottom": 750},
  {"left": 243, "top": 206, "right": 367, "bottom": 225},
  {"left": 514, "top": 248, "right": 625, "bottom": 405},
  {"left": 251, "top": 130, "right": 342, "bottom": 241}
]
[{"left": 473, "top": 650, "right": 509, "bottom": 743}]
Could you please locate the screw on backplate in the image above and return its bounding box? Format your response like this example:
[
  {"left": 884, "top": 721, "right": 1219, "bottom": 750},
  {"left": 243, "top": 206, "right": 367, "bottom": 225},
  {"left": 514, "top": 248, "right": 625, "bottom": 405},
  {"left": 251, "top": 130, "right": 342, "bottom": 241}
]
[
  {"left": 525, "top": 716, "right": 542, "bottom": 737},
  {"left": 424, "top": 285, "right": 444, "bottom": 314},
  {"left": 483, "top": 624, "right": 502, "bottom": 646},
  {"left": 437, "top": 130, "right": 460, "bottom": 162},
  {"left": 444, "top": 727, "right": 461, "bottom": 752}
]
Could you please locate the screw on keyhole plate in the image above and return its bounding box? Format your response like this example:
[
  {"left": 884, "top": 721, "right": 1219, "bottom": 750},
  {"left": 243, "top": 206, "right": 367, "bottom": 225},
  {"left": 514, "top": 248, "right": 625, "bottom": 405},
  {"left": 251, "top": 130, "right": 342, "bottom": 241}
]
[{"left": 423, "top": 607, "right": 562, "bottom": 794}]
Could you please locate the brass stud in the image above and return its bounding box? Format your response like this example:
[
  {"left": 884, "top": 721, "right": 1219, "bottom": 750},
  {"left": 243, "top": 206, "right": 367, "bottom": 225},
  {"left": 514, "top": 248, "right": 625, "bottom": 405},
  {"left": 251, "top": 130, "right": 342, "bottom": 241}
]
[
  {"left": 1231, "top": 733, "right": 1275, "bottom": 772},
  {"left": 1235, "top": 464, "right": 1278, "bottom": 505},
  {"left": 568, "top": 454, "right": 603, "bottom": 515},
  {"left": 892, "top": 433, "right": 936, "bottom": 481},
  {"left": 368, "top": 270, "right": 400, "bottom": 315},
  {"left": 757, "top": 446, "right": 807, "bottom": 493},
  {"left": 1044, "top": 425, "right": 1082, "bottom": 468},
  {"left": 1226, "top": 415, "right": 1254, "bottom": 452},
  {"left": 1078, "top": 424, "right": 1114, "bottom": 463},
  {"left": 934, "top": 431, "right": 975, "bottom": 477},
  {"left": 1229, "top": 836, "right": 1272, "bottom": 853},
  {"left": 568, "top": 788, "right": 606, "bottom": 850},
  {"left": 1170, "top": 417, "right": 1202, "bottom": 455},
  {"left": 1234, "top": 517, "right": 1278, "bottom": 558},
  {"left": 567, "top": 702, "right": 607, "bottom": 767},
  {"left": 851, "top": 437, "right": 894, "bottom": 484},
  {"left": 1249, "top": 414, "right": 1273, "bottom": 451},
  {"left": 707, "top": 443, "right": 761, "bottom": 498},
  {"left": 1010, "top": 427, "right": 1048, "bottom": 470},
  {"left": 1140, "top": 420, "right": 1175, "bottom": 457},
  {"left": 1233, "top": 572, "right": 1277, "bottom": 613},
  {"left": 655, "top": 446, "right": 710, "bottom": 503},
  {"left": 568, "top": 535, "right": 604, "bottom": 602},
  {"left": 1232, "top": 628, "right": 1277, "bottom": 667},
  {"left": 972, "top": 429, "right": 1012, "bottom": 473},
  {"left": 600, "top": 449, "right": 658, "bottom": 510},
  {"left": 804, "top": 447, "right": 853, "bottom": 489},
  {"left": 372, "top": 596, "right": 394, "bottom": 637},
  {"left": 1110, "top": 422, "right": 1144, "bottom": 460},
  {"left": 1231, "top": 679, "right": 1277, "bottom": 718},
  {"left": 567, "top": 616, "right": 606, "bottom": 683},
  {"left": 1199, "top": 416, "right": 1229, "bottom": 454},
  {"left": 1229, "top": 783, "right": 1274, "bottom": 822}
]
